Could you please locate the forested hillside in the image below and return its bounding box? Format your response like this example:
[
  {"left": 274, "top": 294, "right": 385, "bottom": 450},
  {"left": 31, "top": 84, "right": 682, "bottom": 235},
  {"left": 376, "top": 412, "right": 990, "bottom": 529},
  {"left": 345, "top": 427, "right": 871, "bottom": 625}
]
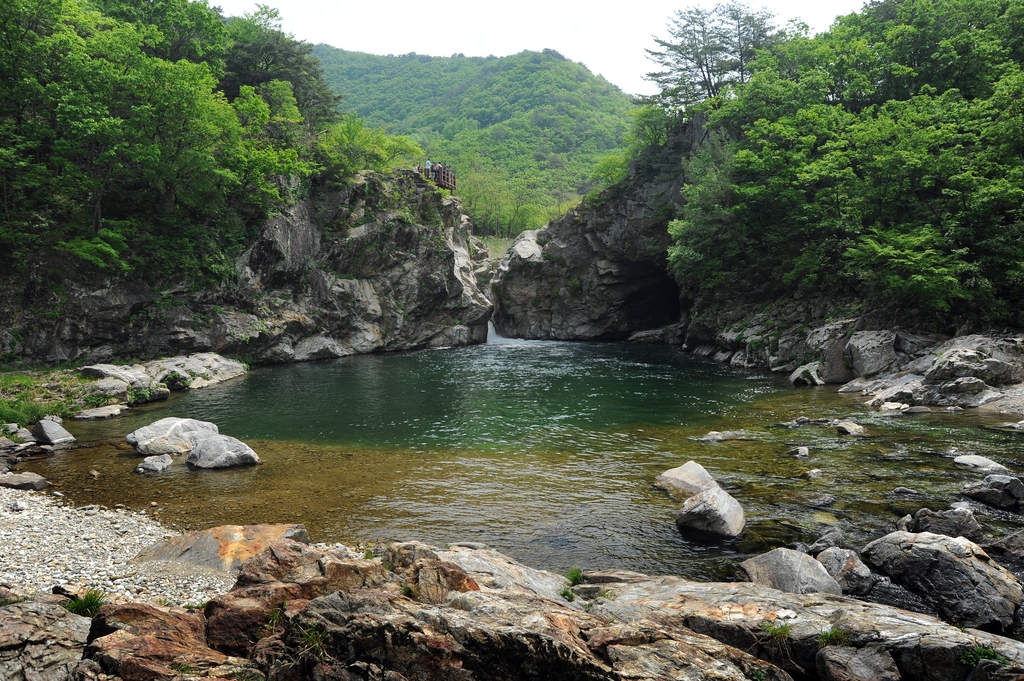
[
  {"left": 0, "top": 0, "right": 418, "bottom": 285},
  {"left": 641, "top": 0, "right": 1024, "bottom": 326},
  {"left": 313, "top": 46, "right": 635, "bottom": 235}
]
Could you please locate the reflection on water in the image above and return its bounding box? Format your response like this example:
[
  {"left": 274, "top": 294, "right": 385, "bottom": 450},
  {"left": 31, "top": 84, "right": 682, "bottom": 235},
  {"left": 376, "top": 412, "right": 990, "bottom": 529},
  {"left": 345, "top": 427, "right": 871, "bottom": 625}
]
[{"left": 24, "top": 341, "right": 1024, "bottom": 579}]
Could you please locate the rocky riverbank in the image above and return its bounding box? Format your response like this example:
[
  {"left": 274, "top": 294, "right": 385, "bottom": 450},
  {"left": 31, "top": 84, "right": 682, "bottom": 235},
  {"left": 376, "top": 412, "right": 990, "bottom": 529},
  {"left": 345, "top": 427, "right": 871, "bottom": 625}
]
[{"left": 3, "top": 484, "right": 1024, "bottom": 681}]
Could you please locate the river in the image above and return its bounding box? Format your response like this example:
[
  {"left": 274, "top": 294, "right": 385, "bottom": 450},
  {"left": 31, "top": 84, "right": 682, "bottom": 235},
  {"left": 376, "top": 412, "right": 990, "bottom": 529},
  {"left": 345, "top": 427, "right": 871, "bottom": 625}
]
[{"left": 23, "top": 334, "right": 1024, "bottom": 580}]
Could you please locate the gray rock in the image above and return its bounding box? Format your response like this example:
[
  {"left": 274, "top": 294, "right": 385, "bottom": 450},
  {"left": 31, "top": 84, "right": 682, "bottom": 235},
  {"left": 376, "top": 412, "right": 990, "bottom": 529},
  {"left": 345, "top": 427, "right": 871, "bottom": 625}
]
[
  {"left": 816, "top": 645, "right": 901, "bottom": 681},
  {"left": 836, "top": 421, "right": 865, "bottom": 436},
  {"left": 985, "top": 530, "right": 1024, "bottom": 561},
  {"left": 962, "top": 475, "right": 1024, "bottom": 510},
  {"left": 737, "top": 547, "right": 842, "bottom": 595},
  {"left": 807, "top": 527, "right": 845, "bottom": 555},
  {"left": 863, "top": 374, "right": 924, "bottom": 408},
  {"left": 31, "top": 419, "right": 75, "bottom": 446},
  {"left": 790, "top": 446, "right": 811, "bottom": 459},
  {"left": 862, "top": 531, "right": 1024, "bottom": 631},
  {"left": 143, "top": 353, "right": 247, "bottom": 390},
  {"left": 789, "top": 361, "right": 825, "bottom": 387},
  {"left": 913, "top": 507, "right": 984, "bottom": 541},
  {"left": 926, "top": 346, "right": 1024, "bottom": 386},
  {"left": 0, "top": 601, "right": 91, "bottom": 681},
  {"left": 654, "top": 460, "right": 719, "bottom": 497},
  {"left": 846, "top": 330, "right": 898, "bottom": 377},
  {"left": 72, "top": 404, "right": 129, "bottom": 420},
  {"left": 816, "top": 547, "right": 876, "bottom": 596},
  {"left": 675, "top": 486, "right": 745, "bottom": 538},
  {"left": 954, "top": 455, "right": 1009, "bottom": 474},
  {"left": 135, "top": 454, "right": 173, "bottom": 473},
  {"left": 903, "top": 406, "right": 932, "bottom": 414},
  {"left": 0, "top": 472, "right": 50, "bottom": 490},
  {"left": 696, "top": 430, "right": 756, "bottom": 442},
  {"left": 14, "top": 427, "right": 35, "bottom": 442},
  {"left": 966, "top": 660, "right": 1024, "bottom": 681},
  {"left": 10, "top": 499, "right": 29, "bottom": 511},
  {"left": 819, "top": 333, "right": 856, "bottom": 384},
  {"left": 186, "top": 434, "right": 260, "bottom": 468},
  {"left": 86, "top": 377, "right": 130, "bottom": 402},
  {"left": 125, "top": 417, "right": 218, "bottom": 456}
]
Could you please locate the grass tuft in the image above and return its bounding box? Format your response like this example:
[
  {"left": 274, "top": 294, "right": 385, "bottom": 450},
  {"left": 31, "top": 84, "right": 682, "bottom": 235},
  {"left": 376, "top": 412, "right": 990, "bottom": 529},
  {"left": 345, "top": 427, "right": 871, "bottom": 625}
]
[
  {"left": 961, "top": 645, "right": 1009, "bottom": 666},
  {"left": 759, "top": 620, "right": 792, "bottom": 639},
  {"left": 559, "top": 587, "right": 575, "bottom": 602},
  {"left": 61, "top": 589, "right": 106, "bottom": 617},
  {"left": 566, "top": 566, "right": 584, "bottom": 586},
  {"left": 818, "top": 624, "right": 848, "bottom": 648}
]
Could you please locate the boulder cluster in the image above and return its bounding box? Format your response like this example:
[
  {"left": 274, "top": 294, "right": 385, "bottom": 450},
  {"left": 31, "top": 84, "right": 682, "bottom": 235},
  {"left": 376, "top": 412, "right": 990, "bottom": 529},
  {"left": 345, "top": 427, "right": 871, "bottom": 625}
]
[{"left": 127, "top": 418, "right": 260, "bottom": 471}]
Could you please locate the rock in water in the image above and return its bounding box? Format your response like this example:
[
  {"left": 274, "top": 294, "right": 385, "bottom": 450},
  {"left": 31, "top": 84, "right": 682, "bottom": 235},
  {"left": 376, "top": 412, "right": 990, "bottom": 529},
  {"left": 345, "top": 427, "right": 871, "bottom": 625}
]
[
  {"left": 836, "top": 421, "right": 866, "bottom": 436},
  {"left": 31, "top": 418, "right": 75, "bottom": 446},
  {"left": 862, "top": 531, "right": 1024, "bottom": 632},
  {"left": 912, "top": 507, "right": 984, "bottom": 541},
  {"left": 125, "top": 417, "right": 218, "bottom": 456},
  {"left": 816, "top": 547, "right": 876, "bottom": 596},
  {"left": 73, "top": 404, "right": 130, "bottom": 420},
  {"left": 675, "top": 487, "right": 745, "bottom": 538},
  {"left": 132, "top": 524, "right": 308, "bottom": 572},
  {"left": 962, "top": 474, "right": 1024, "bottom": 510},
  {"left": 186, "top": 434, "right": 260, "bottom": 468},
  {"left": 655, "top": 460, "right": 719, "bottom": 497},
  {"left": 135, "top": 454, "right": 172, "bottom": 473},
  {"left": 789, "top": 362, "right": 825, "bottom": 386},
  {"left": 0, "top": 472, "right": 50, "bottom": 490},
  {"left": 846, "top": 330, "right": 898, "bottom": 377},
  {"left": 954, "top": 454, "right": 1010, "bottom": 474},
  {"left": 0, "top": 601, "right": 91, "bottom": 680},
  {"left": 737, "top": 547, "right": 842, "bottom": 595}
]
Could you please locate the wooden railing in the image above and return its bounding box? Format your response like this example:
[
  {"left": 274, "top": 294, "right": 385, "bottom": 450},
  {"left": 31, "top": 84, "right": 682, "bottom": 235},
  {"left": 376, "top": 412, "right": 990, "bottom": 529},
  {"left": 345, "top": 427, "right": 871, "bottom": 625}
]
[{"left": 418, "top": 164, "right": 457, "bottom": 191}]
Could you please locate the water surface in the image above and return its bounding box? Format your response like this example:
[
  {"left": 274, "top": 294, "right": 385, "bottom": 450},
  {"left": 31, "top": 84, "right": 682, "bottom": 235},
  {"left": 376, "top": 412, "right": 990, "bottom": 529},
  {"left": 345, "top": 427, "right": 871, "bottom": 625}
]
[{"left": 26, "top": 336, "right": 1024, "bottom": 579}]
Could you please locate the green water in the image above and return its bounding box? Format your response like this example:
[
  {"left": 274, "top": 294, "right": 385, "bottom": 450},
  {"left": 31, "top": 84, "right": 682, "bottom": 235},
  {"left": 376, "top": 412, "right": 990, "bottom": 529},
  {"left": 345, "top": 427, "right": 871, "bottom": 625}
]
[{"left": 24, "top": 337, "right": 1024, "bottom": 580}]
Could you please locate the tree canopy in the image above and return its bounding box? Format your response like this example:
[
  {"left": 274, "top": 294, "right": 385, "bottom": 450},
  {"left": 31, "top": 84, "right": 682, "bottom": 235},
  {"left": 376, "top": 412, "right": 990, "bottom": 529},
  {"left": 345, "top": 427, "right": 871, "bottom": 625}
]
[
  {"left": 647, "top": 0, "right": 1024, "bottom": 325},
  {"left": 0, "top": 0, "right": 418, "bottom": 282}
]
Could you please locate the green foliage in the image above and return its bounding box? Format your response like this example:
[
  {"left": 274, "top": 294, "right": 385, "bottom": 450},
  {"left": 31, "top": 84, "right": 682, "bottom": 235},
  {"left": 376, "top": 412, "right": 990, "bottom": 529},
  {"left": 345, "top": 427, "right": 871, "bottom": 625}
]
[
  {"left": 759, "top": 620, "right": 792, "bottom": 639},
  {"left": 0, "top": 0, "right": 418, "bottom": 287},
  {"left": 566, "top": 566, "right": 584, "bottom": 586},
  {"left": 298, "top": 622, "right": 328, "bottom": 659},
  {"left": 313, "top": 46, "right": 634, "bottom": 235},
  {"left": 363, "top": 549, "right": 374, "bottom": 559},
  {"left": 818, "top": 624, "right": 848, "bottom": 648},
  {"left": 657, "top": 0, "right": 1024, "bottom": 325},
  {"left": 961, "top": 645, "right": 1009, "bottom": 666},
  {"left": 748, "top": 671, "right": 766, "bottom": 681},
  {"left": 62, "top": 589, "right": 107, "bottom": 617},
  {"left": 559, "top": 587, "right": 576, "bottom": 602}
]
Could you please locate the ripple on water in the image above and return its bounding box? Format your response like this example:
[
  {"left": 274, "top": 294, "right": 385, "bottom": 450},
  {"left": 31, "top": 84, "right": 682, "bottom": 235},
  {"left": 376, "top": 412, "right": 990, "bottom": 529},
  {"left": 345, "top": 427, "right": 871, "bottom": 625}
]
[{"left": 24, "top": 341, "right": 1024, "bottom": 580}]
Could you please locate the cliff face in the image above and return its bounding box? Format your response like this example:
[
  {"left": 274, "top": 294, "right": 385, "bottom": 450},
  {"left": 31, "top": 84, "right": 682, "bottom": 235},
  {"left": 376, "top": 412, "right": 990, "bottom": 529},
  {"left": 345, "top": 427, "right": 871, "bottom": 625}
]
[
  {"left": 489, "top": 121, "right": 706, "bottom": 340},
  {"left": 0, "top": 171, "right": 491, "bottom": 364}
]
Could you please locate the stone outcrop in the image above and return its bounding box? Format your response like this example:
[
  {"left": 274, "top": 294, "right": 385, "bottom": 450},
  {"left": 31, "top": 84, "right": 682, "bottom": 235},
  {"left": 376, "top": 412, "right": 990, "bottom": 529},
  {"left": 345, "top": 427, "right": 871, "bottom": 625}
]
[
  {"left": 132, "top": 523, "right": 310, "bottom": 572},
  {"left": 0, "top": 171, "right": 491, "bottom": 364},
  {"left": 737, "top": 547, "right": 843, "bottom": 595},
  {"left": 963, "top": 475, "right": 1024, "bottom": 510},
  {"left": 862, "top": 531, "right": 1024, "bottom": 631},
  {"left": 125, "top": 417, "right": 218, "bottom": 456},
  {"left": 0, "top": 600, "right": 91, "bottom": 681}
]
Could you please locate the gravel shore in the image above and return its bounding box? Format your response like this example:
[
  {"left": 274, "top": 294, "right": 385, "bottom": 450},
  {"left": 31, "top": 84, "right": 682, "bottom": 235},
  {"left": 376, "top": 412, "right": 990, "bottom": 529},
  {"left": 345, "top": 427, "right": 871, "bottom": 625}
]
[{"left": 0, "top": 486, "right": 236, "bottom": 606}]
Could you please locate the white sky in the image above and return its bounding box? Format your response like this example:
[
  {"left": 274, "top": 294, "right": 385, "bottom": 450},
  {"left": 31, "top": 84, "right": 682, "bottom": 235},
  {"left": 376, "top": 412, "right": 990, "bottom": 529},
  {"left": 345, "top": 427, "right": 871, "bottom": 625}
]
[{"left": 213, "top": 0, "right": 868, "bottom": 96}]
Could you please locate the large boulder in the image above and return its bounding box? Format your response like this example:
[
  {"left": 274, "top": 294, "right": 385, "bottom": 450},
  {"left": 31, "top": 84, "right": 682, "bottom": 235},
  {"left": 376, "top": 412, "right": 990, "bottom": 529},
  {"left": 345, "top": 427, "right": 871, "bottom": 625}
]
[
  {"left": 962, "top": 475, "right": 1024, "bottom": 510},
  {"left": 816, "top": 547, "right": 876, "bottom": 596},
  {"left": 655, "top": 460, "right": 719, "bottom": 497},
  {"left": 185, "top": 434, "right": 260, "bottom": 468},
  {"left": 737, "top": 547, "right": 843, "bottom": 595},
  {"left": 0, "top": 600, "right": 92, "bottom": 681},
  {"left": 675, "top": 486, "right": 746, "bottom": 538},
  {"left": 132, "top": 524, "right": 310, "bottom": 572},
  {"left": 86, "top": 602, "right": 249, "bottom": 681},
  {"left": 862, "top": 531, "right": 1024, "bottom": 631},
  {"left": 846, "top": 331, "right": 898, "bottom": 377},
  {"left": 30, "top": 418, "right": 75, "bottom": 446},
  {"left": 80, "top": 364, "right": 170, "bottom": 405},
  {"left": 816, "top": 646, "right": 901, "bottom": 681},
  {"left": 125, "top": 417, "right": 218, "bottom": 456},
  {"left": 789, "top": 362, "right": 825, "bottom": 387}
]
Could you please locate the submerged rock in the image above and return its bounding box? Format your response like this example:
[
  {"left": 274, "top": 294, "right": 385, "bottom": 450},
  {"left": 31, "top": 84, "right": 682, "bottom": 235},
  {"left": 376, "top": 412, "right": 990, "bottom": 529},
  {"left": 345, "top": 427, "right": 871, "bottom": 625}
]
[
  {"left": 862, "top": 531, "right": 1024, "bottom": 631},
  {"left": 737, "top": 547, "right": 842, "bottom": 595},
  {"left": 675, "top": 487, "right": 746, "bottom": 538},
  {"left": 954, "top": 454, "right": 1010, "bottom": 474}
]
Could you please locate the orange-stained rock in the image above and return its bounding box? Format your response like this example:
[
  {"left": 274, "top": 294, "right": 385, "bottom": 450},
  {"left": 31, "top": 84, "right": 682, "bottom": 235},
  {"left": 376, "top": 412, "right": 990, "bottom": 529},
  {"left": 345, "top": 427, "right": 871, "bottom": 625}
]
[
  {"left": 131, "top": 523, "right": 309, "bottom": 572},
  {"left": 86, "top": 602, "right": 243, "bottom": 681}
]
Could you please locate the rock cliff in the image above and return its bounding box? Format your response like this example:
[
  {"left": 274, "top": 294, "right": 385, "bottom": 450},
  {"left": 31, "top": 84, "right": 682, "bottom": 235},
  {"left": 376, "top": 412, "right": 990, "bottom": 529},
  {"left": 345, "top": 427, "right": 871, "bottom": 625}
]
[{"left": 0, "top": 171, "right": 491, "bottom": 365}]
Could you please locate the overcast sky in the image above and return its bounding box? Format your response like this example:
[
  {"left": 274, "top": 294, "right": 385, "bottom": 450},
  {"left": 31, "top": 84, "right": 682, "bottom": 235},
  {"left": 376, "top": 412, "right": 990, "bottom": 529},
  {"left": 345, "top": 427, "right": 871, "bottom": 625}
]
[{"left": 213, "top": 0, "right": 868, "bottom": 96}]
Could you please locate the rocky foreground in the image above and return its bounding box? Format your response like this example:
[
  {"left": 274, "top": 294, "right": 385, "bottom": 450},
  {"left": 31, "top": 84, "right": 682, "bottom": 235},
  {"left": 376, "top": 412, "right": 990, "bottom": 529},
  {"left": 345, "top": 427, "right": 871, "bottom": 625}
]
[{"left": 3, "top": 486, "right": 1024, "bottom": 681}]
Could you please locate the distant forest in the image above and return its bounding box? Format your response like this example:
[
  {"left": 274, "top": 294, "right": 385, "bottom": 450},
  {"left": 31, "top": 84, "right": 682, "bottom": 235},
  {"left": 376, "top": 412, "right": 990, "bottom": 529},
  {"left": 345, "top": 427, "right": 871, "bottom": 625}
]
[{"left": 313, "top": 47, "right": 635, "bottom": 236}]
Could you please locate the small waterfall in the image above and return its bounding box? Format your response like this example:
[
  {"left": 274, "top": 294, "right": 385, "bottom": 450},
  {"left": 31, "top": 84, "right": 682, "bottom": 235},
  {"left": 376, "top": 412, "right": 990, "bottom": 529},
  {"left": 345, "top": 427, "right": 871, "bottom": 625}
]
[{"left": 486, "top": 321, "right": 519, "bottom": 345}]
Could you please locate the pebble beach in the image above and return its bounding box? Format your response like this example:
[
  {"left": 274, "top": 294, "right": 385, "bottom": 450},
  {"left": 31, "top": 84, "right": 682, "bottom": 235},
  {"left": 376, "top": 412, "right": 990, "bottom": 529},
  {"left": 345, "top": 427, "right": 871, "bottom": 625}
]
[{"left": 0, "top": 486, "right": 236, "bottom": 606}]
